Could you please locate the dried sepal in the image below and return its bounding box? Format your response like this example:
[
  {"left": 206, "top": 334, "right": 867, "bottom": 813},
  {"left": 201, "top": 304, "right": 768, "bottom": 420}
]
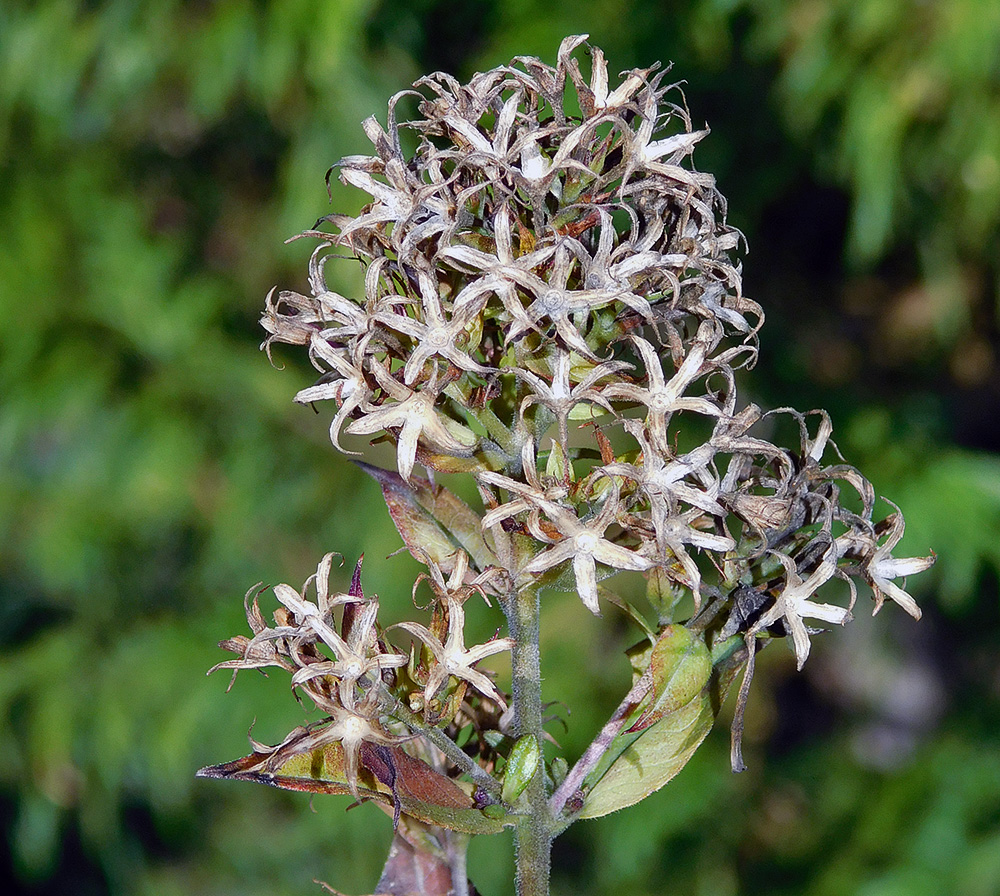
[{"left": 207, "top": 585, "right": 295, "bottom": 690}]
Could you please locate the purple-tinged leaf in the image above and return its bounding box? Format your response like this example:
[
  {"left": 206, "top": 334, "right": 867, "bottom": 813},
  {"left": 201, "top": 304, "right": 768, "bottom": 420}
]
[
  {"left": 373, "top": 828, "right": 459, "bottom": 896},
  {"left": 197, "top": 742, "right": 508, "bottom": 835},
  {"left": 356, "top": 461, "right": 494, "bottom": 573}
]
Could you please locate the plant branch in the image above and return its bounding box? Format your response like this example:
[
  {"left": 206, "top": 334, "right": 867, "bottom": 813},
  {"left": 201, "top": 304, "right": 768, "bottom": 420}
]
[
  {"left": 378, "top": 684, "right": 502, "bottom": 799},
  {"left": 446, "top": 831, "right": 471, "bottom": 896},
  {"left": 548, "top": 664, "right": 654, "bottom": 823}
]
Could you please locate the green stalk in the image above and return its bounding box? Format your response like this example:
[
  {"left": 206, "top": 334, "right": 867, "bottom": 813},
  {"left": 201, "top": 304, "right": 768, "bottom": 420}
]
[
  {"left": 379, "top": 685, "right": 503, "bottom": 799},
  {"left": 445, "top": 381, "right": 517, "bottom": 455},
  {"left": 507, "top": 583, "right": 551, "bottom": 896},
  {"left": 474, "top": 403, "right": 519, "bottom": 458}
]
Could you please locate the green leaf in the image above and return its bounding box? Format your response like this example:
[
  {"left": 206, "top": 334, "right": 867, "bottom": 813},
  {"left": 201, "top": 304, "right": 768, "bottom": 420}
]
[
  {"left": 197, "top": 742, "right": 509, "bottom": 836},
  {"left": 356, "top": 461, "right": 494, "bottom": 573},
  {"left": 628, "top": 625, "right": 712, "bottom": 732},
  {"left": 578, "top": 631, "right": 743, "bottom": 819},
  {"left": 577, "top": 686, "right": 714, "bottom": 819}
]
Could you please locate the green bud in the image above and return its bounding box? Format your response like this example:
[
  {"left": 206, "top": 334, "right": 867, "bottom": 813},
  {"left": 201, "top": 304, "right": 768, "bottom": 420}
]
[
  {"left": 549, "top": 756, "right": 569, "bottom": 787},
  {"left": 502, "top": 734, "right": 540, "bottom": 804}
]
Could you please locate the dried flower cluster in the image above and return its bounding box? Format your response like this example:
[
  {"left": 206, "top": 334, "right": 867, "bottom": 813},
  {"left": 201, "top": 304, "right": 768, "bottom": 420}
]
[
  {"left": 205, "top": 35, "right": 935, "bottom": 895},
  {"left": 208, "top": 552, "right": 511, "bottom": 804}
]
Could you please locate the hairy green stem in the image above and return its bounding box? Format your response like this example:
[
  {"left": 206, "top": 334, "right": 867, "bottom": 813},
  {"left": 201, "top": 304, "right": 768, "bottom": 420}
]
[
  {"left": 475, "top": 404, "right": 519, "bottom": 457},
  {"left": 507, "top": 583, "right": 551, "bottom": 896}
]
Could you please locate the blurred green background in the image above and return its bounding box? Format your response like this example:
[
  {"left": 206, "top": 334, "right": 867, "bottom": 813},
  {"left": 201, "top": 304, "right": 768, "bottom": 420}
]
[{"left": 2, "top": 1, "right": 999, "bottom": 894}]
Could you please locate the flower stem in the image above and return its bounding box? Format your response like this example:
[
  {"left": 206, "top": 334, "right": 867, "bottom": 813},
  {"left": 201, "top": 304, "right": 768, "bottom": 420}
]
[
  {"left": 507, "top": 583, "right": 551, "bottom": 896},
  {"left": 379, "top": 685, "right": 503, "bottom": 799},
  {"left": 445, "top": 382, "right": 518, "bottom": 456}
]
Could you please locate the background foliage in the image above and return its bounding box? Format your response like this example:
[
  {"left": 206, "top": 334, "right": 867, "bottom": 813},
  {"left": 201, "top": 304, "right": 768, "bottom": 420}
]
[{"left": 2, "top": 1, "right": 999, "bottom": 894}]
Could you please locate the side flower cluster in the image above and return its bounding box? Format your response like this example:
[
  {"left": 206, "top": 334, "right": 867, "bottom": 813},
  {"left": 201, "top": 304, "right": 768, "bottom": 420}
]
[{"left": 210, "top": 553, "right": 513, "bottom": 797}]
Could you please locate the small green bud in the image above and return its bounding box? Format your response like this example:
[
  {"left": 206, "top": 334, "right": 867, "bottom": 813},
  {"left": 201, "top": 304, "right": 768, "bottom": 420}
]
[
  {"left": 549, "top": 756, "right": 569, "bottom": 787},
  {"left": 502, "top": 734, "right": 540, "bottom": 804}
]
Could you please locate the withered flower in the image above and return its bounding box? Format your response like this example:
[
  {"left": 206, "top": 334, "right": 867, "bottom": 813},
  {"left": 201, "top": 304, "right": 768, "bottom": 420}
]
[
  {"left": 749, "top": 548, "right": 853, "bottom": 670},
  {"left": 516, "top": 350, "right": 629, "bottom": 451},
  {"left": 257, "top": 704, "right": 410, "bottom": 801},
  {"left": 509, "top": 479, "right": 654, "bottom": 615},
  {"left": 603, "top": 326, "right": 727, "bottom": 453},
  {"left": 346, "top": 362, "right": 478, "bottom": 482},
  {"left": 289, "top": 593, "right": 407, "bottom": 714},
  {"left": 391, "top": 589, "right": 514, "bottom": 712},
  {"left": 864, "top": 501, "right": 934, "bottom": 618},
  {"left": 207, "top": 586, "right": 295, "bottom": 690},
  {"left": 293, "top": 332, "right": 373, "bottom": 455}
]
